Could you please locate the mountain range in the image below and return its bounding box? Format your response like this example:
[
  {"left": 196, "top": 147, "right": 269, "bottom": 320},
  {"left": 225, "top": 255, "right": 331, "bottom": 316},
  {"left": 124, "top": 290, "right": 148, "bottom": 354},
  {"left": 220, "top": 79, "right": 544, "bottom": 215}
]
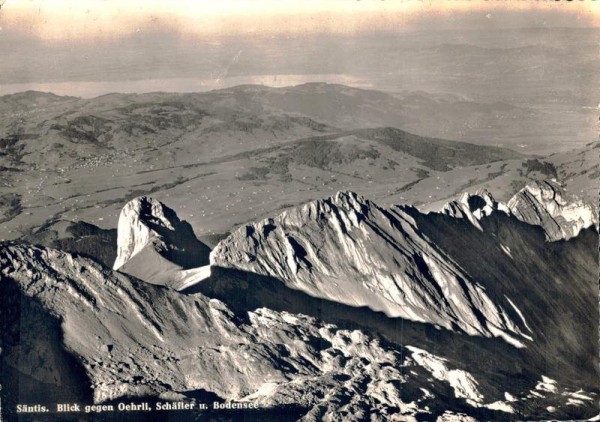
[
  {"left": 1, "top": 178, "right": 598, "bottom": 421},
  {"left": 0, "top": 84, "right": 598, "bottom": 421}
]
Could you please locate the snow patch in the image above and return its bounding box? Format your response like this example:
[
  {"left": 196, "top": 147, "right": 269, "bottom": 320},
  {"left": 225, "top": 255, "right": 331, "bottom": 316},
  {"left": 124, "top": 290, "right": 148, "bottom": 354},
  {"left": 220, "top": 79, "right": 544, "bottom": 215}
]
[
  {"left": 535, "top": 376, "right": 558, "bottom": 393},
  {"left": 505, "top": 296, "right": 533, "bottom": 336},
  {"left": 484, "top": 401, "right": 514, "bottom": 413},
  {"left": 499, "top": 244, "right": 512, "bottom": 258},
  {"left": 407, "top": 346, "right": 483, "bottom": 403}
]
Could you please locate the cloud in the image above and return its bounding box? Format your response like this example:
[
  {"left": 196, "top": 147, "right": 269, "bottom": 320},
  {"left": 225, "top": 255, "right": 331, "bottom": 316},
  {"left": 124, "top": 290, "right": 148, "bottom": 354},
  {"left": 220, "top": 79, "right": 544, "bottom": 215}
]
[{"left": 2, "top": 0, "right": 598, "bottom": 41}]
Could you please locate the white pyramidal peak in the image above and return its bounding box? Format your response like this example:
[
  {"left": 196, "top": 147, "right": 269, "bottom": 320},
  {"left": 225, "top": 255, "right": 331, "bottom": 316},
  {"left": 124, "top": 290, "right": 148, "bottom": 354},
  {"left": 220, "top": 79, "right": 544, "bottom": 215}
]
[
  {"left": 211, "top": 191, "right": 530, "bottom": 346},
  {"left": 112, "top": 196, "right": 211, "bottom": 287},
  {"left": 113, "top": 196, "right": 172, "bottom": 270}
]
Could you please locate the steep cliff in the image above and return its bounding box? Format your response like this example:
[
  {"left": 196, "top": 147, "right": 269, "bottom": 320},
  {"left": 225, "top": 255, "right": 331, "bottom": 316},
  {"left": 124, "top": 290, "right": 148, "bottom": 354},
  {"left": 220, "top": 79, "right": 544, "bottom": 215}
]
[
  {"left": 507, "top": 180, "right": 597, "bottom": 241},
  {"left": 113, "top": 196, "right": 211, "bottom": 287}
]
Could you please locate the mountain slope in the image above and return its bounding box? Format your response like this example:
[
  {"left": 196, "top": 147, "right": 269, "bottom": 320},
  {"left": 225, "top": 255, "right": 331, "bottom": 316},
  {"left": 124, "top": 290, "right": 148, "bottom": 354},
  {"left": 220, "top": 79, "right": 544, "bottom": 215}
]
[
  {"left": 2, "top": 185, "right": 597, "bottom": 420},
  {"left": 4, "top": 85, "right": 596, "bottom": 248},
  {"left": 545, "top": 140, "right": 600, "bottom": 201},
  {"left": 198, "top": 83, "right": 597, "bottom": 154},
  {"left": 210, "top": 190, "right": 598, "bottom": 387},
  {"left": 211, "top": 191, "right": 531, "bottom": 346},
  {"left": 439, "top": 181, "right": 598, "bottom": 242},
  {"left": 402, "top": 201, "right": 599, "bottom": 389},
  {"left": 441, "top": 189, "right": 510, "bottom": 231},
  {"left": 1, "top": 243, "right": 524, "bottom": 421},
  {"left": 22, "top": 219, "right": 117, "bottom": 268},
  {"left": 0, "top": 96, "right": 532, "bottom": 247}
]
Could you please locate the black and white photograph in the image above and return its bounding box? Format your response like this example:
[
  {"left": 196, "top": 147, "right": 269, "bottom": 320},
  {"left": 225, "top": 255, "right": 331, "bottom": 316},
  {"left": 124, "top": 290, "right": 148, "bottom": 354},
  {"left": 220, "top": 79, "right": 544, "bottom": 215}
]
[{"left": 0, "top": 1, "right": 599, "bottom": 420}]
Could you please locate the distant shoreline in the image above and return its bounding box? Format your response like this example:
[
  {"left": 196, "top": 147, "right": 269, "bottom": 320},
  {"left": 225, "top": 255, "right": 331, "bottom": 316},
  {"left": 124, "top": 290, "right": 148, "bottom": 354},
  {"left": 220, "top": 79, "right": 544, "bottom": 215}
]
[{"left": 0, "top": 75, "right": 374, "bottom": 99}]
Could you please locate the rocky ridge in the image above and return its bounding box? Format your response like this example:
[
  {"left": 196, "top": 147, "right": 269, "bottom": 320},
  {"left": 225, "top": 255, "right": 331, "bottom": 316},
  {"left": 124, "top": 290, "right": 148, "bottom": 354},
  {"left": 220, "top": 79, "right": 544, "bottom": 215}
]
[
  {"left": 211, "top": 191, "right": 530, "bottom": 346},
  {"left": 1, "top": 186, "right": 598, "bottom": 420},
  {"left": 440, "top": 181, "right": 597, "bottom": 241},
  {"left": 441, "top": 189, "right": 510, "bottom": 231}
]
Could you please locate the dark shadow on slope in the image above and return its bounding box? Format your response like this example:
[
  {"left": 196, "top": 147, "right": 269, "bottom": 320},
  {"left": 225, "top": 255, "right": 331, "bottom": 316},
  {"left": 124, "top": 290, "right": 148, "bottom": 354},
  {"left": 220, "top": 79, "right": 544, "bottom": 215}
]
[
  {"left": 401, "top": 206, "right": 600, "bottom": 390},
  {"left": 184, "top": 265, "right": 599, "bottom": 420},
  {"left": 0, "top": 279, "right": 94, "bottom": 421},
  {"left": 181, "top": 268, "right": 536, "bottom": 418},
  {"left": 139, "top": 201, "right": 211, "bottom": 269},
  {"left": 23, "top": 220, "right": 118, "bottom": 268}
]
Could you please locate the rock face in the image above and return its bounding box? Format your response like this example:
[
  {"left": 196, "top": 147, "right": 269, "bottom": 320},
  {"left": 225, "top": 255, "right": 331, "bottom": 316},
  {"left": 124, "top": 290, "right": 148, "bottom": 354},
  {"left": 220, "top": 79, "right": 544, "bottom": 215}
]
[
  {"left": 507, "top": 180, "right": 597, "bottom": 241},
  {"left": 442, "top": 189, "right": 510, "bottom": 231},
  {"left": 113, "top": 196, "right": 211, "bottom": 287},
  {"left": 0, "top": 243, "right": 522, "bottom": 421},
  {"left": 211, "top": 191, "right": 530, "bottom": 346},
  {"left": 440, "top": 181, "right": 597, "bottom": 242}
]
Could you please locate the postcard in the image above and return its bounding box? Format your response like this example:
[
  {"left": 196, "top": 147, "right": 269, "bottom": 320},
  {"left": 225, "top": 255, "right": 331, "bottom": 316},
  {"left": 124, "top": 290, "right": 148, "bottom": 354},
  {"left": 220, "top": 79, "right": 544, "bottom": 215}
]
[{"left": 1, "top": 1, "right": 598, "bottom": 421}]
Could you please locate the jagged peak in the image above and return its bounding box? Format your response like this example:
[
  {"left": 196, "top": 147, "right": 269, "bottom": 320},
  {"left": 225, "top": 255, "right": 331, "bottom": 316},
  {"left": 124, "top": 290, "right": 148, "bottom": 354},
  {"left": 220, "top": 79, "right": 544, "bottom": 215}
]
[
  {"left": 328, "top": 191, "right": 371, "bottom": 216},
  {"left": 459, "top": 188, "right": 495, "bottom": 203},
  {"left": 211, "top": 191, "right": 533, "bottom": 345},
  {"left": 122, "top": 196, "right": 179, "bottom": 231},
  {"left": 278, "top": 190, "right": 374, "bottom": 227},
  {"left": 311, "top": 190, "right": 370, "bottom": 209},
  {"left": 334, "top": 190, "right": 367, "bottom": 203},
  {"left": 438, "top": 182, "right": 597, "bottom": 240},
  {"left": 213, "top": 191, "right": 373, "bottom": 254},
  {"left": 441, "top": 189, "right": 509, "bottom": 231}
]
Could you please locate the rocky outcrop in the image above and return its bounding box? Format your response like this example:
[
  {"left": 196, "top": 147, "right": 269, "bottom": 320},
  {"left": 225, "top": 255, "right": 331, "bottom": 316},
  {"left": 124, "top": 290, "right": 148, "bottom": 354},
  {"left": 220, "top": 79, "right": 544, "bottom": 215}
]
[
  {"left": 211, "top": 191, "right": 530, "bottom": 346},
  {"left": 507, "top": 180, "right": 597, "bottom": 241},
  {"left": 113, "top": 196, "right": 211, "bottom": 287},
  {"left": 442, "top": 189, "right": 510, "bottom": 231},
  {"left": 1, "top": 243, "right": 521, "bottom": 421},
  {"left": 440, "top": 181, "right": 597, "bottom": 242}
]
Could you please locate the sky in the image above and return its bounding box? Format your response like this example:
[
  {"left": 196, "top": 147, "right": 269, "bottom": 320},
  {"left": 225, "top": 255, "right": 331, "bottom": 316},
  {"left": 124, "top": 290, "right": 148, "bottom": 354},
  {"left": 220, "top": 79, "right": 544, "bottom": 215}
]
[
  {"left": 0, "top": 0, "right": 599, "bottom": 96},
  {"left": 2, "top": 0, "right": 599, "bottom": 39}
]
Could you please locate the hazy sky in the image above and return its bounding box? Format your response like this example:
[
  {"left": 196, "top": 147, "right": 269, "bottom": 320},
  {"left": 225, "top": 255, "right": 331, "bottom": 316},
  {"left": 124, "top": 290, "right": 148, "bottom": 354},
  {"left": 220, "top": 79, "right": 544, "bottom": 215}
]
[
  {"left": 1, "top": 0, "right": 599, "bottom": 96},
  {"left": 3, "top": 0, "right": 599, "bottom": 38}
]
